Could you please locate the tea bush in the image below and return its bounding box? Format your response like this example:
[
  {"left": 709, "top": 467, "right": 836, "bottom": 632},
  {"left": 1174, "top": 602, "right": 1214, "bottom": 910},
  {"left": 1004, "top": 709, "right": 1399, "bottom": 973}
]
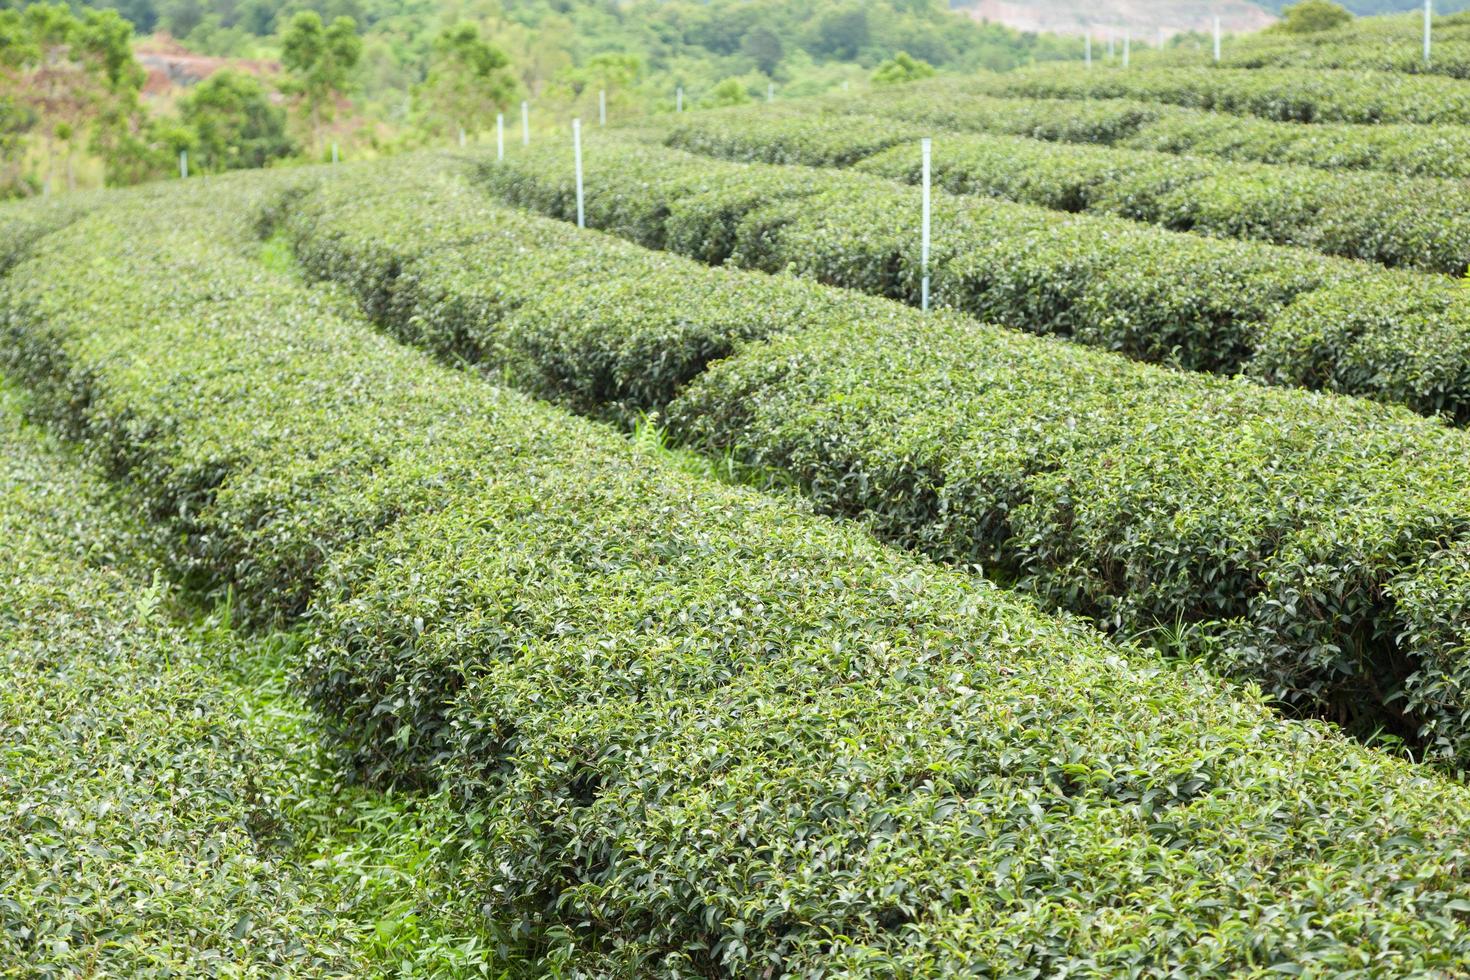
[
  {"left": 827, "top": 81, "right": 1470, "bottom": 179},
  {"left": 6, "top": 169, "right": 1470, "bottom": 975},
  {"left": 982, "top": 64, "right": 1470, "bottom": 124},
  {"left": 0, "top": 381, "right": 367, "bottom": 973},
  {"left": 660, "top": 108, "right": 1470, "bottom": 274},
  {"left": 480, "top": 138, "right": 1470, "bottom": 422},
  {"left": 281, "top": 156, "right": 1470, "bottom": 764}
]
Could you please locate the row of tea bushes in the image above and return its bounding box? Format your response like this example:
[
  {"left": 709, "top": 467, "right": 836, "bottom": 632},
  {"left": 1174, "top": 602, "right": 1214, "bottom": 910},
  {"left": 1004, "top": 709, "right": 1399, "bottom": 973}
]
[
  {"left": 6, "top": 163, "right": 1470, "bottom": 976},
  {"left": 977, "top": 64, "right": 1470, "bottom": 124},
  {"left": 0, "top": 381, "right": 368, "bottom": 974},
  {"left": 1206, "top": 12, "right": 1470, "bottom": 79},
  {"left": 0, "top": 191, "right": 96, "bottom": 273},
  {"left": 820, "top": 82, "right": 1470, "bottom": 179},
  {"left": 278, "top": 154, "right": 880, "bottom": 422},
  {"left": 660, "top": 109, "right": 1470, "bottom": 274},
  {"left": 283, "top": 156, "right": 1470, "bottom": 766},
  {"left": 480, "top": 138, "right": 1470, "bottom": 424}
]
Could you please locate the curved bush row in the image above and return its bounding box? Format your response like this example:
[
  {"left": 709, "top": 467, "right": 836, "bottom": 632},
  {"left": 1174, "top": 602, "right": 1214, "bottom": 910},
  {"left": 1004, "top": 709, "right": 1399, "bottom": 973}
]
[
  {"left": 819, "top": 82, "right": 1470, "bottom": 179},
  {"left": 660, "top": 109, "right": 1470, "bottom": 275},
  {"left": 279, "top": 155, "right": 1470, "bottom": 765},
  {"left": 976, "top": 64, "right": 1470, "bottom": 124},
  {"left": 0, "top": 191, "right": 95, "bottom": 273},
  {"left": 1208, "top": 13, "right": 1470, "bottom": 79},
  {"left": 479, "top": 138, "right": 1470, "bottom": 424},
  {"left": 0, "top": 382, "right": 369, "bottom": 973},
  {"left": 6, "top": 164, "right": 1470, "bottom": 977}
]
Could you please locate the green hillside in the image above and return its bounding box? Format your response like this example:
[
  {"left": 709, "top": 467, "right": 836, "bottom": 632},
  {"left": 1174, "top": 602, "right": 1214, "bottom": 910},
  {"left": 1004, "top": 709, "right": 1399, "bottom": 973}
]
[
  {"left": 0, "top": 0, "right": 1080, "bottom": 196},
  {"left": 7, "top": 6, "right": 1470, "bottom": 973}
]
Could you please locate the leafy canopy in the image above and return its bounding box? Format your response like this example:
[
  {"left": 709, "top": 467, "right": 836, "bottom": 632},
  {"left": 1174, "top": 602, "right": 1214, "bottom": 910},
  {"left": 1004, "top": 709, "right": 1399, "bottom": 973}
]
[
  {"left": 1275, "top": 0, "right": 1355, "bottom": 33},
  {"left": 872, "top": 50, "right": 936, "bottom": 84}
]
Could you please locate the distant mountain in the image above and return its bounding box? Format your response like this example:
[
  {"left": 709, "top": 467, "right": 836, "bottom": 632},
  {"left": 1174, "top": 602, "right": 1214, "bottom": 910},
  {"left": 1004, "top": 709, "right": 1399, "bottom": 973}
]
[
  {"left": 957, "top": 0, "right": 1275, "bottom": 39},
  {"left": 956, "top": 0, "right": 1470, "bottom": 33}
]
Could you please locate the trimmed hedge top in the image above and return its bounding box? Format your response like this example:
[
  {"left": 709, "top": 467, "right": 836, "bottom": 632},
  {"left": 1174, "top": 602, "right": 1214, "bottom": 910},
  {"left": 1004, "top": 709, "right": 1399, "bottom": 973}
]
[
  {"left": 658, "top": 106, "right": 1470, "bottom": 275},
  {"left": 271, "top": 153, "right": 1470, "bottom": 765},
  {"left": 479, "top": 136, "right": 1470, "bottom": 424},
  {"left": 977, "top": 64, "right": 1470, "bottom": 124},
  {"left": 5, "top": 161, "right": 1470, "bottom": 974},
  {"left": 0, "top": 382, "right": 367, "bottom": 973}
]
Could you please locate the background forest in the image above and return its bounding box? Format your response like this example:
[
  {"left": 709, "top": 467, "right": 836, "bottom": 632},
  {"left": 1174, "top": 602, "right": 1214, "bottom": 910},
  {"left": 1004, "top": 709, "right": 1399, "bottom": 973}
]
[{"left": 0, "top": 0, "right": 1087, "bottom": 196}]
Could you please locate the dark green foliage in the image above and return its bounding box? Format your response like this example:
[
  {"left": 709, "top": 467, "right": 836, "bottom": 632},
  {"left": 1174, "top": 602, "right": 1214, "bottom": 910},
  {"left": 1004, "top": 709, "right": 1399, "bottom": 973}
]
[
  {"left": 277, "top": 155, "right": 864, "bottom": 421},
  {"left": 0, "top": 188, "right": 93, "bottom": 271},
  {"left": 1276, "top": 0, "right": 1356, "bottom": 33},
  {"left": 271, "top": 153, "right": 1470, "bottom": 765},
  {"left": 0, "top": 384, "right": 364, "bottom": 973},
  {"left": 870, "top": 49, "right": 935, "bottom": 84},
  {"left": 817, "top": 80, "right": 1470, "bottom": 180},
  {"left": 179, "top": 68, "right": 296, "bottom": 171},
  {"left": 481, "top": 137, "right": 1470, "bottom": 422},
  {"left": 1253, "top": 273, "right": 1470, "bottom": 415},
  {"left": 1205, "top": 11, "right": 1470, "bottom": 78},
  {"left": 663, "top": 108, "right": 1470, "bottom": 275},
  {"left": 0, "top": 378, "right": 512, "bottom": 974},
  {"left": 981, "top": 63, "right": 1470, "bottom": 124},
  {"left": 8, "top": 165, "right": 1470, "bottom": 974}
]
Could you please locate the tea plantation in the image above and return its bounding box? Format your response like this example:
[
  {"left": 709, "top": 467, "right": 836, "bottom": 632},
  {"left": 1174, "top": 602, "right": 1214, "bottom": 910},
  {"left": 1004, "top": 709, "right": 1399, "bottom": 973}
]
[{"left": 7, "top": 14, "right": 1470, "bottom": 975}]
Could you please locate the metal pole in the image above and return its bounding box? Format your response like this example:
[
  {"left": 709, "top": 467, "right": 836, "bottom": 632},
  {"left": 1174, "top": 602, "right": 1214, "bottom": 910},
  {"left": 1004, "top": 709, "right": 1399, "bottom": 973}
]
[
  {"left": 331, "top": 142, "right": 338, "bottom": 164},
  {"left": 1085, "top": 31, "right": 1092, "bottom": 67},
  {"left": 521, "top": 101, "right": 529, "bottom": 145},
  {"left": 676, "top": 86, "right": 683, "bottom": 112},
  {"left": 1214, "top": 17, "right": 1221, "bottom": 61},
  {"left": 179, "top": 150, "right": 188, "bottom": 178},
  {"left": 767, "top": 80, "right": 774, "bottom": 102},
  {"left": 573, "top": 118, "right": 584, "bottom": 229},
  {"left": 458, "top": 126, "right": 466, "bottom": 147},
  {"left": 1425, "top": 0, "right": 1433, "bottom": 64},
  {"left": 920, "top": 137, "right": 931, "bottom": 313}
]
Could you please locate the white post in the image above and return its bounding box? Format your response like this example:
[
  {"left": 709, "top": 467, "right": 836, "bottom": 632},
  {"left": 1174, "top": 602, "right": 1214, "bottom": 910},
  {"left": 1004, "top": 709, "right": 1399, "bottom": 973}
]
[
  {"left": 458, "top": 126, "right": 466, "bottom": 147},
  {"left": 842, "top": 80, "right": 850, "bottom": 91},
  {"left": 599, "top": 88, "right": 606, "bottom": 125},
  {"left": 497, "top": 113, "right": 504, "bottom": 160},
  {"left": 1085, "top": 31, "right": 1092, "bottom": 67},
  {"left": 573, "top": 118, "right": 585, "bottom": 229},
  {"left": 767, "top": 80, "right": 774, "bottom": 102},
  {"left": 521, "top": 101, "right": 530, "bottom": 145},
  {"left": 920, "top": 137, "right": 931, "bottom": 314},
  {"left": 676, "top": 86, "right": 683, "bottom": 112},
  {"left": 1213, "top": 17, "right": 1221, "bottom": 61},
  {"left": 179, "top": 150, "right": 188, "bottom": 178},
  {"left": 1107, "top": 31, "right": 1114, "bottom": 59},
  {"left": 1425, "top": 0, "right": 1432, "bottom": 64},
  {"left": 1123, "top": 31, "right": 1131, "bottom": 67},
  {"left": 1157, "top": 27, "right": 1164, "bottom": 49}
]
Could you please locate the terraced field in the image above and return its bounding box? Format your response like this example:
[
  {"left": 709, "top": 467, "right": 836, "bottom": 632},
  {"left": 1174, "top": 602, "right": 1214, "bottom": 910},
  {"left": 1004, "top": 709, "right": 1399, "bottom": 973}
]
[{"left": 7, "top": 15, "right": 1470, "bottom": 975}]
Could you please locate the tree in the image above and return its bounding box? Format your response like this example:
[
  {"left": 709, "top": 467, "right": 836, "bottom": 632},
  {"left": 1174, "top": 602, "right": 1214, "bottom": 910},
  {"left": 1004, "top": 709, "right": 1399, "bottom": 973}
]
[
  {"left": 741, "top": 25, "right": 783, "bottom": 76},
  {"left": 414, "top": 21, "right": 514, "bottom": 140},
  {"left": 552, "top": 51, "right": 640, "bottom": 119},
  {"left": 1275, "top": 0, "right": 1353, "bottom": 33},
  {"left": 700, "top": 76, "right": 750, "bottom": 107},
  {"left": 180, "top": 69, "right": 295, "bottom": 171},
  {"left": 0, "top": 4, "right": 146, "bottom": 192},
  {"left": 280, "top": 11, "right": 360, "bottom": 147},
  {"left": 871, "top": 50, "right": 934, "bottom": 85},
  {"left": 813, "top": 7, "right": 868, "bottom": 60}
]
